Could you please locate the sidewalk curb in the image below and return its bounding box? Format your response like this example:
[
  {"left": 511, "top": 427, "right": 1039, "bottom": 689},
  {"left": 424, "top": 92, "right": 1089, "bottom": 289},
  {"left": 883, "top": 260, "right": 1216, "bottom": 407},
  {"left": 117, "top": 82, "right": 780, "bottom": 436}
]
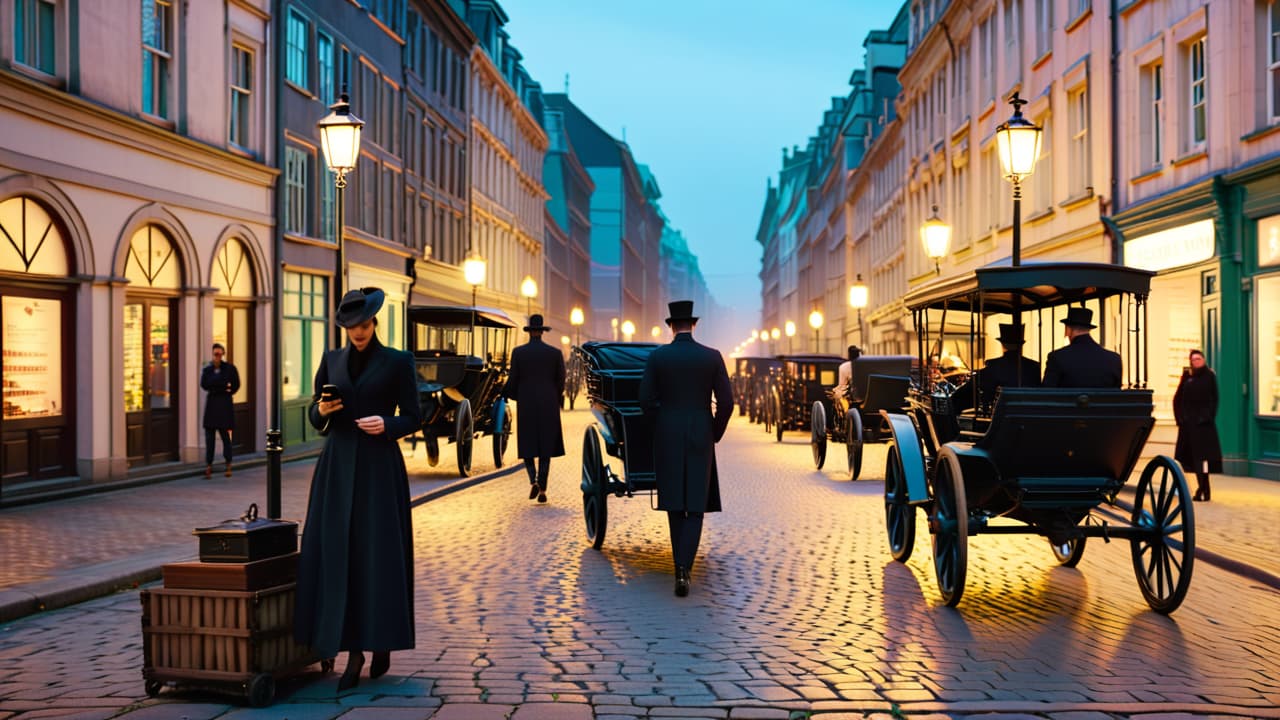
[{"left": 0, "top": 463, "right": 521, "bottom": 626}]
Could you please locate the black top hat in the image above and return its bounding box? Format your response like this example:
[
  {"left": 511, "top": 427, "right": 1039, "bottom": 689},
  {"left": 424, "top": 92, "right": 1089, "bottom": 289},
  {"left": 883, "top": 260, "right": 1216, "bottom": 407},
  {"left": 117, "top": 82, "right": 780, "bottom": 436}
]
[
  {"left": 335, "top": 287, "right": 385, "bottom": 328},
  {"left": 523, "top": 314, "right": 551, "bottom": 332},
  {"left": 847, "top": 345, "right": 862, "bottom": 362},
  {"left": 996, "top": 323, "right": 1026, "bottom": 344},
  {"left": 1061, "top": 306, "right": 1097, "bottom": 329},
  {"left": 665, "top": 300, "right": 699, "bottom": 324}
]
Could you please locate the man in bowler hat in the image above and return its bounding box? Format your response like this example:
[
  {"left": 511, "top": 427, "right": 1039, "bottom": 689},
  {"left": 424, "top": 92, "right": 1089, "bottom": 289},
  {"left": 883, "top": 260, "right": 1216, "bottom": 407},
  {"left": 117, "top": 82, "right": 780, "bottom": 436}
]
[
  {"left": 639, "top": 300, "right": 734, "bottom": 597},
  {"left": 954, "top": 323, "right": 1040, "bottom": 410},
  {"left": 1043, "top": 307, "right": 1122, "bottom": 388},
  {"left": 503, "top": 314, "right": 566, "bottom": 502}
]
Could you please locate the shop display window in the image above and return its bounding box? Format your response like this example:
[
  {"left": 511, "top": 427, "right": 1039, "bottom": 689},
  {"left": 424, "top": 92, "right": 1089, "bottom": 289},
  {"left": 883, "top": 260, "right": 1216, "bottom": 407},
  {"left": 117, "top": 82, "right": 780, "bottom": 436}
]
[
  {"left": 282, "top": 271, "right": 328, "bottom": 400},
  {"left": 2, "top": 296, "right": 62, "bottom": 419},
  {"left": 1258, "top": 274, "right": 1280, "bottom": 416}
]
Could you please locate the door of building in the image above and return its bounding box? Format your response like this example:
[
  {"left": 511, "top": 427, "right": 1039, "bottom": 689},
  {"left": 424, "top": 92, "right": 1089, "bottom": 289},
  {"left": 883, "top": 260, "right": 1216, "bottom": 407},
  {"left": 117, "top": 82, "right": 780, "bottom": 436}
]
[
  {"left": 124, "top": 298, "right": 179, "bottom": 465},
  {"left": 213, "top": 302, "right": 254, "bottom": 456}
]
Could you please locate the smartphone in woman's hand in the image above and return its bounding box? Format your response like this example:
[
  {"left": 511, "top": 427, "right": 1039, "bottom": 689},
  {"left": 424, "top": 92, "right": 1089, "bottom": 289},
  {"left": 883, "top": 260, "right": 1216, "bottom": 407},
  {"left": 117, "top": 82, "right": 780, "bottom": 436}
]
[{"left": 321, "top": 383, "right": 341, "bottom": 401}]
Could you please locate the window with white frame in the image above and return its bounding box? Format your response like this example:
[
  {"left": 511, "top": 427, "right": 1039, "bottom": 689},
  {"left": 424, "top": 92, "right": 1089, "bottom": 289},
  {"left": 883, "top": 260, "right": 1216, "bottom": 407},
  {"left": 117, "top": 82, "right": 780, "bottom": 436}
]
[
  {"left": 1187, "top": 36, "right": 1207, "bottom": 149},
  {"left": 1005, "top": 0, "right": 1021, "bottom": 86},
  {"left": 1139, "top": 61, "right": 1163, "bottom": 169},
  {"left": 1068, "top": 86, "right": 1090, "bottom": 196},
  {"left": 981, "top": 16, "right": 995, "bottom": 103},
  {"left": 1031, "top": 113, "right": 1052, "bottom": 211},
  {"left": 1270, "top": 1, "right": 1280, "bottom": 123},
  {"left": 984, "top": 144, "right": 1000, "bottom": 231},
  {"left": 229, "top": 44, "right": 253, "bottom": 149},
  {"left": 141, "top": 0, "right": 173, "bottom": 118},
  {"left": 954, "top": 42, "right": 969, "bottom": 115},
  {"left": 285, "top": 9, "right": 309, "bottom": 89},
  {"left": 1071, "top": 0, "right": 1090, "bottom": 21},
  {"left": 319, "top": 169, "right": 336, "bottom": 243},
  {"left": 953, "top": 160, "right": 969, "bottom": 246},
  {"left": 317, "top": 31, "right": 334, "bottom": 104},
  {"left": 285, "top": 145, "right": 309, "bottom": 236},
  {"left": 14, "top": 0, "right": 57, "bottom": 75},
  {"left": 1035, "top": 0, "right": 1053, "bottom": 59}
]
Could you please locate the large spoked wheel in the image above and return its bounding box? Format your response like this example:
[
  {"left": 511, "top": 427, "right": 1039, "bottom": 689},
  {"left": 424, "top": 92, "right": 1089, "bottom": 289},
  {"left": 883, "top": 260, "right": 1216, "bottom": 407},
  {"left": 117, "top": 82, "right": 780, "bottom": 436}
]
[
  {"left": 1130, "top": 455, "right": 1195, "bottom": 614},
  {"left": 455, "top": 399, "right": 474, "bottom": 477},
  {"left": 1050, "top": 536, "right": 1087, "bottom": 567},
  {"left": 930, "top": 447, "right": 968, "bottom": 607},
  {"left": 773, "top": 393, "right": 784, "bottom": 443},
  {"left": 884, "top": 444, "right": 916, "bottom": 563},
  {"left": 846, "top": 410, "right": 864, "bottom": 480},
  {"left": 492, "top": 401, "right": 512, "bottom": 468},
  {"left": 811, "top": 401, "right": 827, "bottom": 468},
  {"left": 581, "top": 427, "right": 608, "bottom": 550}
]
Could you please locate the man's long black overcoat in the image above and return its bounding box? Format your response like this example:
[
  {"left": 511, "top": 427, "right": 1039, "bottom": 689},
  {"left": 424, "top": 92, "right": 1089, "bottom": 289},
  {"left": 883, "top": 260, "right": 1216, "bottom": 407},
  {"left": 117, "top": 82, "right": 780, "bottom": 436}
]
[
  {"left": 1042, "top": 334, "right": 1123, "bottom": 388},
  {"left": 294, "top": 341, "right": 421, "bottom": 658},
  {"left": 638, "top": 332, "right": 734, "bottom": 513},
  {"left": 503, "top": 337, "right": 566, "bottom": 458},
  {"left": 200, "top": 361, "right": 240, "bottom": 430}
]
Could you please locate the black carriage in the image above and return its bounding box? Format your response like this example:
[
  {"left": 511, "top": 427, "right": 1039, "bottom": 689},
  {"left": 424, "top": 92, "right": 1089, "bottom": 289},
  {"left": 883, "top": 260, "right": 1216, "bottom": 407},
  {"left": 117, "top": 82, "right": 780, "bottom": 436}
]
[
  {"left": 406, "top": 305, "right": 516, "bottom": 477},
  {"left": 768, "top": 354, "right": 843, "bottom": 448},
  {"left": 813, "top": 355, "right": 914, "bottom": 480},
  {"left": 733, "top": 356, "right": 780, "bottom": 424},
  {"left": 882, "top": 262, "right": 1196, "bottom": 613},
  {"left": 575, "top": 341, "right": 661, "bottom": 549}
]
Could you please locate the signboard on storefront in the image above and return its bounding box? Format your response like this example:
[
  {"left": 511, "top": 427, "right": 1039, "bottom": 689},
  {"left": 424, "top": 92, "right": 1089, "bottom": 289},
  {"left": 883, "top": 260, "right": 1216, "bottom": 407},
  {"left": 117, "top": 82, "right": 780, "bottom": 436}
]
[
  {"left": 1259, "top": 214, "right": 1280, "bottom": 268},
  {"left": 1123, "top": 219, "right": 1216, "bottom": 272}
]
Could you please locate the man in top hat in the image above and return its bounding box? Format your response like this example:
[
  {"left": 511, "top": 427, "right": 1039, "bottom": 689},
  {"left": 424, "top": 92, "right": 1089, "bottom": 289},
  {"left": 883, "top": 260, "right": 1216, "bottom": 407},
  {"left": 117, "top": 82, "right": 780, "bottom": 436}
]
[
  {"left": 1043, "top": 306, "right": 1122, "bottom": 388},
  {"left": 954, "top": 323, "right": 1041, "bottom": 411},
  {"left": 639, "top": 300, "right": 734, "bottom": 597},
  {"left": 503, "top": 313, "right": 566, "bottom": 502},
  {"left": 832, "top": 345, "right": 862, "bottom": 403}
]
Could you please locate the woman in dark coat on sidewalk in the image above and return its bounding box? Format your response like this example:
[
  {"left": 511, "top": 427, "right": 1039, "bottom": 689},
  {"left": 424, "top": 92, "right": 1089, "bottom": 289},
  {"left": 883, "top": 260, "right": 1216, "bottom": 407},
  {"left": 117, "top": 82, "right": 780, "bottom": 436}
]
[
  {"left": 294, "top": 288, "right": 422, "bottom": 691},
  {"left": 1173, "top": 349, "right": 1223, "bottom": 502}
]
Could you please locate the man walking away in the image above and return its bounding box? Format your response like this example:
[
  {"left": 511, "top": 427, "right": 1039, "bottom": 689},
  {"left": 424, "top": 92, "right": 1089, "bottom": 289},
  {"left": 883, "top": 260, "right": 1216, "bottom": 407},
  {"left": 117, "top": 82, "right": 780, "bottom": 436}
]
[
  {"left": 639, "top": 301, "right": 734, "bottom": 597},
  {"left": 504, "top": 314, "right": 566, "bottom": 503}
]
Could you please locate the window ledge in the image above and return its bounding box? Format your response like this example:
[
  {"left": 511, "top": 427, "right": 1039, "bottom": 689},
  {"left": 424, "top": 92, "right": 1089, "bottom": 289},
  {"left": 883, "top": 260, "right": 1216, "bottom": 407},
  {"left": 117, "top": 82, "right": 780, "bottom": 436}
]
[
  {"left": 1171, "top": 149, "right": 1207, "bottom": 167},
  {"left": 1025, "top": 207, "right": 1056, "bottom": 225},
  {"left": 284, "top": 232, "right": 336, "bottom": 249},
  {"left": 1065, "top": 7, "right": 1093, "bottom": 33},
  {"left": 1242, "top": 123, "right": 1280, "bottom": 144},
  {"left": 1129, "top": 166, "right": 1165, "bottom": 185},
  {"left": 1059, "top": 189, "right": 1095, "bottom": 211},
  {"left": 139, "top": 112, "right": 176, "bottom": 131},
  {"left": 978, "top": 99, "right": 997, "bottom": 122},
  {"left": 285, "top": 79, "right": 315, "bottom": 100},
  {"left": 10, "top": 62, "right": 64, "bottom": 89},
  {"left": 1031, "top": 50, "right": 1053, "bottom": 72},
  {"left": 227, "top": 144, "right": 258, "bottom": 162}
]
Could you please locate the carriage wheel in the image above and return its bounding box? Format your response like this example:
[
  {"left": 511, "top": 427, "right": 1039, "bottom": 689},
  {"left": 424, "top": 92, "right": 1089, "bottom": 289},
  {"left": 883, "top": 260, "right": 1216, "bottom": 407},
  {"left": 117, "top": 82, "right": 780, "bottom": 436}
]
[
  {"left": 846, "top": 410, "right": 864, "bottom": 480},
  {"left": 247, "top": 673, "right": 275, "bottom": 707},
  {"left": 455, "top": 400, "right": 474, "bottom": 477},
  {"left": 492, "top": 402, "right": 512, "bottom": 469},
  {"left": 581, "top": 427, "right": 608, "bottom": 550},
  {"left": 425, "top": 433, "right": 440, "bottom": 467},
  {"left": 811, "top": 401, "right": 827, "bottom": 468},
  {"left": 773, "top": 393, "right": 784, "bottom": 443},
  {"left": 930, "top": 447, "right": 968, "bottom": 607},
  {"left": 1130, "top": 455, "right": 1195, "bottom": 614},
  {"left": 884, "top": 445, "right": 916, "bottom": 563},
  {"left": 1050, "top": 537, "right": 1087, "bottom": 567},
  {"left": 144, "top": 679, "right": 163, "bottom": 698}
]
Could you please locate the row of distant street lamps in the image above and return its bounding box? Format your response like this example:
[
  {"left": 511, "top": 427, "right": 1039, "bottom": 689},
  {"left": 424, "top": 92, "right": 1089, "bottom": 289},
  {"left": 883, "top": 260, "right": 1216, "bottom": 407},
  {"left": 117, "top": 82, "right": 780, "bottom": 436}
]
[{"left": 732, "top": 95, "right": 1043, "bottom": 361}]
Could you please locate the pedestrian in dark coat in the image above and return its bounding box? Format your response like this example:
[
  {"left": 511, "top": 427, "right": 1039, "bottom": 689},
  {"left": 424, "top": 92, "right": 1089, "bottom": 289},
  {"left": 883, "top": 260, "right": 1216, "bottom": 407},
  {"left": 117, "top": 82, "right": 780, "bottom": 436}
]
[
  {"left": 200, "top": 343, "right": 240, "bottom": 477},
  {"left": 503, "top": 314, "right": 566, "bottom": 502},
  {"left": 638, "top": 300, "right": 734, "bottom": 597},
  {"left": 1174, "top": 349, "right": 1223, "bottom": 502},
  {"left": 294, "top": 287, "right": 422, "bottom": 692},
  {"left": 1042, "top": 307, "right": 1123, "bottom": 388}
]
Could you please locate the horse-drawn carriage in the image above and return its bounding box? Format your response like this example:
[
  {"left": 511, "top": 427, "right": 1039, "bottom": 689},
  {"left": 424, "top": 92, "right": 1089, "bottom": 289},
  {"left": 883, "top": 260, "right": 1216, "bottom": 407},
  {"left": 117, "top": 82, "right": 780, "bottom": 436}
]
[
  {"left": 406, "top": 305, "right": 516, "bottom": 477},
  {"left": 574, "top": 341, "right": 661, "bottom": 549},
  {"left": 812, "top": 355, "right": 914, "bottom": 480},
  {"left": 882, "top": 262, "right": 1196, "bottom": 613},
  {"left": 733, "top": 356, "right": 781, "bottom": 424},
  {"left": 767, "top": 354, "right": 842, "bottom": 447}
]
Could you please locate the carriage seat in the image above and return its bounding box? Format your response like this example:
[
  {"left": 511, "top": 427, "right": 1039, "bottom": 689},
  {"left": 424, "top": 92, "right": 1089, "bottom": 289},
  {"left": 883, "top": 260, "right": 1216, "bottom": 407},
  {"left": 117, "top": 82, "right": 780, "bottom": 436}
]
[
  {"left": 971, "top": 387, "right": 1155, "bottom": 507},
  {"left": 859, "top": 374, "right": 911, "bottom": 414}
]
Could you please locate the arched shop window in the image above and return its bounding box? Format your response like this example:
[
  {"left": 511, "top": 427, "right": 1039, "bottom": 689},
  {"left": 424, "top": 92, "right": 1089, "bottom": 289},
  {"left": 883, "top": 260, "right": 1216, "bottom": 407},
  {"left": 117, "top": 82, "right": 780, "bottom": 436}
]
[
  {"left": 124, "top": 224, "right": 181, "bottom": 289},
  {"left": 211, "top": 237, "right": 255, "bottom": 407}
]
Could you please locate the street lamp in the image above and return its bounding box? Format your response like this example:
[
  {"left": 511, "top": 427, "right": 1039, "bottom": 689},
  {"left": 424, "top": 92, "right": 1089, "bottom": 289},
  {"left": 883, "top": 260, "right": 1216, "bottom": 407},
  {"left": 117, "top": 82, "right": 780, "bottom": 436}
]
[
  {"left": 463, "top": 252, "right": 486, "bottom": 354},
  {"left": 920, "top": 205, "right": 952, "bottom": 274},
  {"left": 651, "top": 325, "right": 662, "bottom": 339},
  {"left": 569, "top": 306, "right": 584, "bottom": 346},
  {"left": 520, "top": 275, "right": 538, "bottom": 317},
  {"left": 808, "top": 308, "right": 824, "bottom": 352},
  {"left": 317, "top": 91, "right": 365, "bottom": 308},
  {"left": 610, "top": 317, "right": 618, "bottom": 341},
  {"left": 770, "top": 327, "right": 780, "bottom": 355},
  {"left": 784, "top": 320, "right": 796, "bottom": 354},
  {"left": 751, "top": 329, "right": 759, "bottom": 341},
  {"left": 995, "top": 92, "right": 1043, "bottom": 267},
  {"left": 848, "top": 274, "right": 869, "bottom": 343},
  {"left": 621, "top": 320, "right": 636, "bottom": 342}
]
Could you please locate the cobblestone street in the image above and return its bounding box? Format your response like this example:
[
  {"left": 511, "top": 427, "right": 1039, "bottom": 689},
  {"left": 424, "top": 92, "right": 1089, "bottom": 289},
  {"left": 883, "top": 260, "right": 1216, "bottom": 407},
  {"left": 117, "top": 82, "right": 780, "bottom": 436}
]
[{"left": 1, "top": 406, "right": 1279, "bottom": 719}]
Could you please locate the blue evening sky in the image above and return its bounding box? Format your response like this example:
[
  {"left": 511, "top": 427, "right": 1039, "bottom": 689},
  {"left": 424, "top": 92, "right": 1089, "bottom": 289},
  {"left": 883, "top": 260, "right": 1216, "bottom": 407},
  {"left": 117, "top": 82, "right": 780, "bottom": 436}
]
[{"left": 503, "top": 0, "right": 902, "bottom": 345}]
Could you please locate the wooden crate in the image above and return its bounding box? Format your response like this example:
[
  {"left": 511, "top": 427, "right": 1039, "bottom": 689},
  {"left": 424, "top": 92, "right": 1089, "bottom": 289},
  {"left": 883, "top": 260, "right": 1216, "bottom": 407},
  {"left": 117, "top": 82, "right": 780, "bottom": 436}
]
[{"left": 140, "top": 582, "right": 320, "bottom": 705}]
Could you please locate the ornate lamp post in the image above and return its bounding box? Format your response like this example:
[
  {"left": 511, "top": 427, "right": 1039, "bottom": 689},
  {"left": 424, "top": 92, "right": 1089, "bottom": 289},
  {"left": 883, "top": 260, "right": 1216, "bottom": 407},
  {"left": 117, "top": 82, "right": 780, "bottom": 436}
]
[
  {"left": 621, "top": 320, "right": 636, "bottom": 342},
  {"left": 463, "top": 252, "right": 486, "bottom": 355},
  {"left": 848, "top": 274, "right": 869, "bottom": 343},
  {"left": 995, "top": 93, "right": 1043, "bottom": 267},
  {"left": 317, "top": 91, "right": 365, "bottom": 308},
  {"left": 920, "top": 205, "right": 952, "bottom": 274},
  {"left": 569, "top": 306, "right": 584, "bottom": 346},
  {"left": 520, "top": 275, "right": 537, "bottom": 317},
  {"left": 784, "top": 320, "right": 796, "bottom": 354},
  {"left": 808, "top": 309, "right": 824, "bottom": 353}
]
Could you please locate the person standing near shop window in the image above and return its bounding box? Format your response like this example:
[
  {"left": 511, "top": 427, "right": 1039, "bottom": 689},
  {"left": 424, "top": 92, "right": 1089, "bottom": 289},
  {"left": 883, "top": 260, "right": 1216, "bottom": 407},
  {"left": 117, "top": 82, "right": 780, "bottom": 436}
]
[
  {"left": 200, "top": 343, "right": 240, "bottom": 477},
  {"left": 1174, "top": 349, "right": 1223, "bottom": 502}
]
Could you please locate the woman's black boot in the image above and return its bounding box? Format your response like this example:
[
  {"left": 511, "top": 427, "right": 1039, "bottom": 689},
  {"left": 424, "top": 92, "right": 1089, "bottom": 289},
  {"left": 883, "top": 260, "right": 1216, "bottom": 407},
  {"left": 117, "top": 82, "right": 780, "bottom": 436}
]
[
  {"left": 338, "top": 651, "right": 364, "bottom": 691},
  {"left": 370, "top": 651, "right": 390, "bottom": 679}
]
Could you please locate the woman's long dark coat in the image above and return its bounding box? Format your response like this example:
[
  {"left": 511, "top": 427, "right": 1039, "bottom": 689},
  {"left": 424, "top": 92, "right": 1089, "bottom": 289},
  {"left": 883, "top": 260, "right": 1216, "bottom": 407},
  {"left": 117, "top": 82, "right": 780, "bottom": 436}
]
[
  {"left": 638, "top": 333, "right": 734, "bottom": 513},
  {"left": 294, "top": 341, "right": 421, "bottom": 658},
  {"left": 503, "top": 337, "right": 566, "bottom": 458},
  {"left": 200, "top": 362, "right": 240, "bottom": 430},
  {"left": 1173, "top": 367, "right": 1223, "bottom": 474}
]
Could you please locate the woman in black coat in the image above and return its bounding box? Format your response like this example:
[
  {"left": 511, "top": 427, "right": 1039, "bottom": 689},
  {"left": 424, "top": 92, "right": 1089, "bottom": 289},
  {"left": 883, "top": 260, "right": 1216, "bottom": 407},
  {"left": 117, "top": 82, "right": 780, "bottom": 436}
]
[
  {"left": 1173, "top": 349, "right": 1223, "bottom": 502},
  {"left": 294, "top": 288, "right": 421, "bottom": 691}
]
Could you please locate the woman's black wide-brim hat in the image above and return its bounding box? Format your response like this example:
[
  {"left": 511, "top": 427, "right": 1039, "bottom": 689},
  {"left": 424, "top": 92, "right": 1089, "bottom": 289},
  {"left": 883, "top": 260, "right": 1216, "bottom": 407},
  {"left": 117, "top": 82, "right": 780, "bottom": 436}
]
[{"left": 336, "top": 287, "right": 385, "bottom": 328}]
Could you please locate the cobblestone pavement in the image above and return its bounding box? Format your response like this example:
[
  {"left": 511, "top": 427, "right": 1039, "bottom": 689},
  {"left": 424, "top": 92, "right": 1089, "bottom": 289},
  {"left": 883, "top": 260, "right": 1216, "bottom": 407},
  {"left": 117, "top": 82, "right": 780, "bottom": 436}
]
[{"left": 1, "top": 407, "right": 1279, "bottom": 719}]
